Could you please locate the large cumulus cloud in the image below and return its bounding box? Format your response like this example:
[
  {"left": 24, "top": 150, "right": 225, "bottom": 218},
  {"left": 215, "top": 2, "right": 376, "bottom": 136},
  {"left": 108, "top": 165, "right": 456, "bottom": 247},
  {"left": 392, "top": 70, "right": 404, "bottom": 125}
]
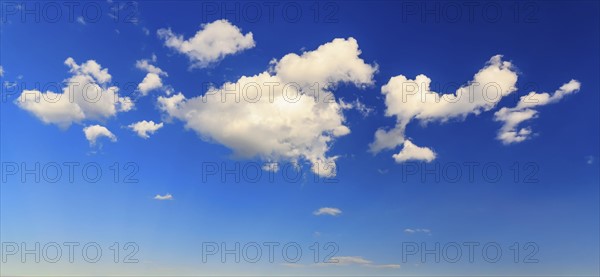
[{"left": 158, "top": 38, "right": 377, "bottom": 176}]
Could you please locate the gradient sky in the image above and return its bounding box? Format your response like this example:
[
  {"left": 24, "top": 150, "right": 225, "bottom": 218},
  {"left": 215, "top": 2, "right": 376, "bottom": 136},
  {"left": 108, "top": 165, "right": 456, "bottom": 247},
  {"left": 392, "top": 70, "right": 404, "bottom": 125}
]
[{"left": 1, "top": 1, "right": 599, "bottom": 276}]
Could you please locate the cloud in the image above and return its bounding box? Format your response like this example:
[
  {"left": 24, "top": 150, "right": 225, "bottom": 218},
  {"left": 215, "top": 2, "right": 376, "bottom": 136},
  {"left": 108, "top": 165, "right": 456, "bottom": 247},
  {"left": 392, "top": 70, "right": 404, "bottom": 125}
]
[
  {"left": 83, "top": 125, "right": 117, "bottom": 146},
  {"left": 328, "top": 256, "right": 371, "bottom": 265},
  {"left": 4, "top": 81, "right": 16, "bottom": 89},
  {"left": 392, "top": 140, "right": 436, "bottom": 163},
  {"left": 107, "top": 1, "right": 139, "bottom": 23},
  {"left": 137, "top": 73, "right": 163, "bottom": 95},
  {"left": 136, "top": 55, "right": 168, "bottom": 96},
  {"left": 158, "top": 37, "right": 376, "bottom": 177},
  {"left": 16, "top": 58, "right": 133, "bottom": 129},
  {"left": 281, "top": 263, "right": 306, "bottom": 268},
  {"left": 313, "top": 207, "right": 342, "bottom": 216},
  {"left": 157, "top": 19, "right": 255, "bottom": 68},
  {"left": 324, "top": 256, "right": 400, "bottom": 269},
  {"left": 154, "top": 193, "right": 173, "bottom": 200},
  {"left": 128, "top": 120, "right": 164, "bottom": 139},
  {"left": 494, "top": 79, "right": 581, "bottom": 144},
  {"left": 370, "top": 122, "right": 407, "bottom": 154},
  {"left": 136, "top": 55, "right": 167, "bottom": 76},
  {"left": 262, "top": 162, "right": 279, "bottom": 172},
  {"left": 0, "top": 65, "right": 4, "bottom": 76},
  {"left": 367, "top": 264, "right": 402, "bottom": 269},
  {"left": 283, "top": 256, "right": 400, "bottom": 269},
  {"left": 272, "top": 38, "right": 377, "bottom": 87},
  {"left": 404, "top": 228, "right": 431, "bottom": 234},
  {"left": 76, "top": 16, "right": 86, "bottom": 25},
  {"left": 586, "top": 156, "right": 594, "bottom": 165},
  {"left": 340, "top": 98, "right": 373, "bottom": 117},
  {"left": 377, "top": 169, "right": 389, "bottom": 174},
  {"left": 371, "top": 55, "right": 518, "bottom": 162}
]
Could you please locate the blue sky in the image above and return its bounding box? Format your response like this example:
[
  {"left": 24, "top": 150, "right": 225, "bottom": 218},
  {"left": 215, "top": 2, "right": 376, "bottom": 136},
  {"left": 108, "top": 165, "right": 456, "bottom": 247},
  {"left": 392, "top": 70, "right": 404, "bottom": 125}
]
[{"left": 1, "top": 1, "right": 599, "bottom": 276}]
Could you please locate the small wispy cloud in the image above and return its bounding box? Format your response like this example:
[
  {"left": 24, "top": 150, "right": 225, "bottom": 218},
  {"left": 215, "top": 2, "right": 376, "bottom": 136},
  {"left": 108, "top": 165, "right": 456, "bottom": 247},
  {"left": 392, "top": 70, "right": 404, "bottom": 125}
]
[
  {"left": 76, "top": 16, "right": 86, "bottom": 25},
  {"left": 283, "top": 256, "right": 400, "bottom": 269},
  {"left": 281, "top": 262, "right": 306, "bottom": 268},
  {"left": 327, "top": 256, "right": 372, "bottom": 265},
  {"left": 313, "top": 207, "right": 342, "bottom": 216},
  {"left": 340, "top": 98, "right": 374, "bottom": 117},
  {"left": 404, "top": 228, "right": 431, "bottom": 235},
  {"left": 262, "top": 162, "right": 279, "bottom": 172},
  {"left": 154, "top": 193, "right": 173, "bottom": 201},
  {"left": 586, "top": 155, "right": 595, "bottom": 165},
  {"left": 4, "top": 81, "right": 17, "bottom": 89}
]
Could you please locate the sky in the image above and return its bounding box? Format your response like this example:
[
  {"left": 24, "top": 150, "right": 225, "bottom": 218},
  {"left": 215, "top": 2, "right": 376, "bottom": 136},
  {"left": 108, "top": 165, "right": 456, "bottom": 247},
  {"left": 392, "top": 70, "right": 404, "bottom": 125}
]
[{"left": 0, "top": 0, "right": 599, "bottom": 276}]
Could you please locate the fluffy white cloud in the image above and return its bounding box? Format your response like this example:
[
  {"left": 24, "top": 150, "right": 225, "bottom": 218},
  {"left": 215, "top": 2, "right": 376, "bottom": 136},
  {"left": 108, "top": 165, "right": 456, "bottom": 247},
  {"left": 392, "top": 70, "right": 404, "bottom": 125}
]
[
  {"left": 136, "top": 55, "right": 168, "bottom": 96},
  {"left": 157, "top": 19, "right": 255, "bottom": 68},
  {"left": 128, "top": 120, "right": 164, "bottom": 139},
  {"left": 137, "top": 73, "right": 163, "bottom": 95},
  {"left": 83, "top": 125, "right": 117, "bottom": 146},
  {"left": 154, "top": 193, "right": 173, "bottom": 200},
  {"left": 494, "top": 80, "right": 581, "bottom": 144},
  {"left": 371, "top": 55, "right": 518, "bottom": 162},
  {"left": 392, "top": 140, "right": 436, "bottom": 163},
  {"left": 158, "top": 38, "right": 376, "bottom": 176},
  {"left": 370, "top": 121, "right": 408, "bottom": 154},
  {"left": 136, "top": 55, "right": 168, "bottom": 76},
  {"left": 16, "top": 58, "right": 133, "bottom": 128},
  {"left": 313, "top": 207, "right": 342, "bottom": 216},
  {"left": 272, "top": 38, "right": 377, "bottom": 87}
]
